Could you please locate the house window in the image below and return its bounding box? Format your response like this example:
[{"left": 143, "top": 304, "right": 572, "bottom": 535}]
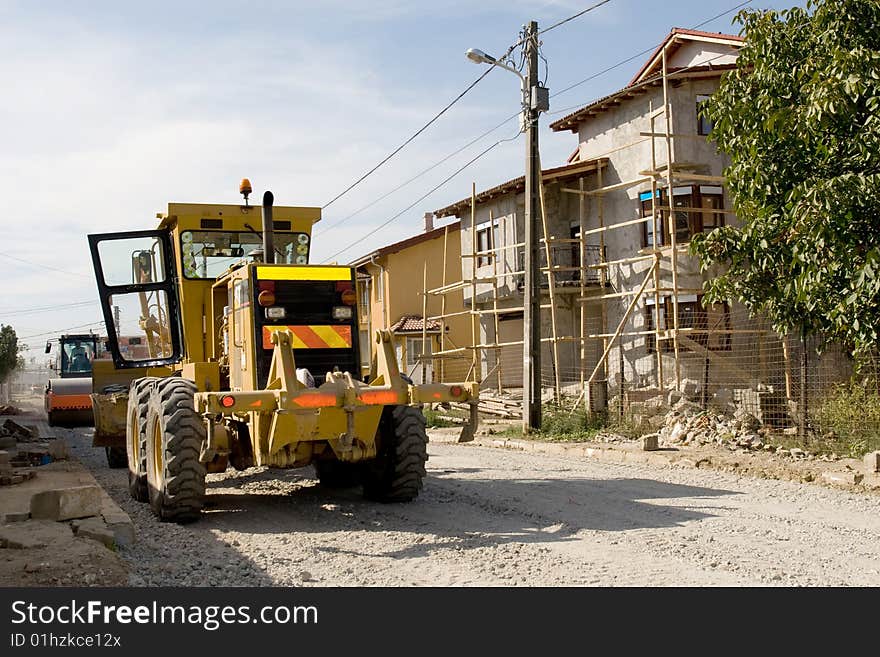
[
  {"left": 699, "top": 186, "right": 724, "bottom": 232},
  {"left": 357, "top": 280, "right": 370, "bottom": 314},
  {"left": 374, "top": 269, "right": 384, "bottom": 302},
  {"left": 406, "top": 336, "right": 433, "bottom": 383},
  {"left": 697, "top": 94, "right": 713, "bottom": 136},
  {"left": 645, "top": 295, "right": 731, "bottom": 353},
  {"left": 640, "top": 186, "right": 726, "bottom": 247},
  {"left": 475, "top": 218, "right": 500, "bottom": 267}
]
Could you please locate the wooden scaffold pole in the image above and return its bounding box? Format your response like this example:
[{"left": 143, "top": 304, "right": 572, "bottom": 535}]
[
  {"left": 537, "top": 157, "right": 562, "bottom": 404},
  {"left": 662, "top": 47, "right": 682, "bottom": 391}
]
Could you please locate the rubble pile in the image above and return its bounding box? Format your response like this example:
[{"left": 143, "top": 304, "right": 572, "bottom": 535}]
[
  {"left": 0, "top": 450, "right": 36, "bottom": 486},
  {"left": 650, "top": 399, "right": 839, "bottom": 462},
  {"left": 0, "top": 419, "right": 38, "bottom": 449},
  {"left": 0, "top": 404, "right": 20, "bottom": 416}
]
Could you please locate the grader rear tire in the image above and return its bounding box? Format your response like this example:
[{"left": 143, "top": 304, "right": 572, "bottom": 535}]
[
  {"left": 362, "top": 405, "right": 428, "bottom": 503},
  {"left": 145, "top": 378, "right": 206, "bottom": 523},
  {"left": 126, "top": 378, "right": 158, "bottom": 502}
]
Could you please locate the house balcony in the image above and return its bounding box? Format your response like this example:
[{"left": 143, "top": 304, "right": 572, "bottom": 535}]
[{"left": 515, "top": 243, "right": 605, "bottom": 292}]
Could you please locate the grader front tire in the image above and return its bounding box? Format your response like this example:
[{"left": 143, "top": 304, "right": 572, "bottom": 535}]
[
  {"left": 145, "top": 379, "right": 207, "bottom": 523},
  {"left": 363, "top": 405, "right": 428, "bottom": 503}
]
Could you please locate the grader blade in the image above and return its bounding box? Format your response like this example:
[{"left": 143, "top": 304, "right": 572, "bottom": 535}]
[{"left": 90, "top": 390, "right": 128, "bottom": 446}]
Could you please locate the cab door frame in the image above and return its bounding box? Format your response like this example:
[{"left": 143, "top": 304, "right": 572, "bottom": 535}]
[{"left": 87, "top": 229, "right": 184, "bottom": 370}]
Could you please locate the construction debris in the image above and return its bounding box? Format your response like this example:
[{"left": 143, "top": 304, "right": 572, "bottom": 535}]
[
  {"left": 30, "top": 485, "right": 102, "bottom": 521},
  {"left": 0, "top": 404, "right": 20, "bottom": 416},
  {"left": 656, "top": 403, "right": 809, "bottom": 458},
  {"left": 0, "top": 418, "right": 38, "bottom": 443},
  {"left": 0, "top": 450, "right": 36, "bottom": 486}
]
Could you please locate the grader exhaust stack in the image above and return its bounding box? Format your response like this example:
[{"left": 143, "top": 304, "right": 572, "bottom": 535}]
[{"left": 262, "top": 190, "right": 275, "bottom": 265}]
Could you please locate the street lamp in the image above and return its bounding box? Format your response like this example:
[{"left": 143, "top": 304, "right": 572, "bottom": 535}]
[
  {"left": 465, "top": 48, "right": 525, "bottom": 82},
  {"left": 467, "top": 21, "right": 544, "bottom": 433}
]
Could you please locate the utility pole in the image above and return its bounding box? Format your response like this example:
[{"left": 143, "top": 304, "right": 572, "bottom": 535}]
[{"left": 522, "top": 20, "right": 546, "bottom": 433}]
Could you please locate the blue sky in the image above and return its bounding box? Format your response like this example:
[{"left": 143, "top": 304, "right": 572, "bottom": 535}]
[{"left": 0, "top": 0, "right": 805, "bottom": 362}]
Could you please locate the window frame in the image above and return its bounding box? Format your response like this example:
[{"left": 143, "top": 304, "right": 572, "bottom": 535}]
[
  {"left": 640, "top": 185, "right": 726, "bottom": 247},
  {"left": 475, "top": 219, "right": 500, "bottom": 268},
  {"left": 697, "top": 94, "right": 713, "bottom": 136},
  {"left": 644, "top": 295, "right": 731, "bottom": 353}
]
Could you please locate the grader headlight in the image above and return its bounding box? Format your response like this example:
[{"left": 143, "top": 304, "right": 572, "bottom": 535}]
[
  {"left": 332, "top": 306, "right": 353, "bottom": 320},
  {"left": 266, "top": 307, "right": 286, "bottom": 320}
]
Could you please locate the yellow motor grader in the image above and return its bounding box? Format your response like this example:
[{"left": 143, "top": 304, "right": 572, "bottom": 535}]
[{"left": 88, "top": 182, "right": 478, "bottom": 523}]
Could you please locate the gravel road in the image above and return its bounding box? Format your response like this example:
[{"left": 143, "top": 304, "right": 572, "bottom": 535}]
[{"left": 64, "top": 426, "right": 880, "bottom": 586}]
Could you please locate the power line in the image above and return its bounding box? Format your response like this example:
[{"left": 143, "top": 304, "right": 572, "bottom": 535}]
[
  {"left": 322, "top": 132, "right": 521, "bottom": 263},
  {"left": 322, "top": 65, "right": 499, "bottom": 211},
  {"left": 316, "top": 1, "right": 618, "bottom": 235},
  {"left": 548, "top": 0, "right": 753, "bottom": 110},
  {"left": 0, "top": 251, "right": 92, "bottom": 278},
  {"left": 19, "top": 321, "right": 105, "bottom": 341},
  {"left": 316, "top": 0, "right": 748, "bottom": 258},
  {"left": 539, "top": 0, "right": 612, "bottom": 35},
  {"left": 0, "top": 300, "right": 98, "bottom": 318},
  {"left": 315, "top": 113, "right": 520, "bottom": 237}
]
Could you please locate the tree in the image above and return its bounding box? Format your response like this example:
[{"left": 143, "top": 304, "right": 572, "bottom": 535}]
[
  {"left": 0, "top": 325, "right": 20, "bottom": 382},
  {"left": 691, "top": 0, "right": 880, "bottom": 357}
]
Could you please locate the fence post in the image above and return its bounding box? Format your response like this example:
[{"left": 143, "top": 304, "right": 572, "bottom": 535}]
[
  {"left": 701, "top": 352, "right": 710, "bottom": 410},
  {"left": 618, "top": 346, "right": 624, "bottom": 422},
  {"left": 799, "top": 331, "right": 808, "bottom": 444}
]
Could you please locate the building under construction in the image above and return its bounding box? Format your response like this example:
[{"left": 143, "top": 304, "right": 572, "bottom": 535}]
[{"left": 429, "top": 28, "right": 854, "bottom": 426}]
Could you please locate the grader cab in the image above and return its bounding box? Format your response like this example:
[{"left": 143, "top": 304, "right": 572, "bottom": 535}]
[{"left": 88, "top": 184, "right": 478, "bottom": 523}]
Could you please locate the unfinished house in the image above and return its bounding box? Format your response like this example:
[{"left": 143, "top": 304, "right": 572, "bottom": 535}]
[{"left": 431, "top": 28, "right": 845, "bottom": 423}]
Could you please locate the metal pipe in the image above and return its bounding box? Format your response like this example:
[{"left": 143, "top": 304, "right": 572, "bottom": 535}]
[
  {"left": 369, "top": 255, "right": 388, "bottom": 329},
  {"left": 262, "top": 190, "right": 275, "bottom": 265}
]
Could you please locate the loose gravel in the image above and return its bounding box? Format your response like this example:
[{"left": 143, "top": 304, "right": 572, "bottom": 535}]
[{"left": 64, "top": 426, "right": 880, "bottom": 586}]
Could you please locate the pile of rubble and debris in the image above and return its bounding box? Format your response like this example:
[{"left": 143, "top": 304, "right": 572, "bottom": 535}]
[
  {"left": 0, "top": 404, "right": 21, "bottom": 416},
  {"left": 0, "top": 418, "right": 69, "bottom": 486},
  {"left": 645, "top": 399, "right": 841, "bottom": 461}
]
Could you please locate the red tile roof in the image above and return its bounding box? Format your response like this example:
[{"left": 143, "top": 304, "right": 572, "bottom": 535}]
[{"left": 389, "top": 315, "right": 441, "bottom": 333}]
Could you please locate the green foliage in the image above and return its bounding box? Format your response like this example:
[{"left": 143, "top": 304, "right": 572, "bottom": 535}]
[
  {"left": 535, "top": 404, "right": 606, "bottom": 441},
  {"left": 421, "top": 406, "right": 460, "bottom": 428},
  {"left": 691, "top": 0, "right": 880, "bottom": 356},
  {"left": 812, "top": 381, "right": 880, "bottom": 457},
  {"left": 0, "top": 325, "right": 20, "bottom": 383}
]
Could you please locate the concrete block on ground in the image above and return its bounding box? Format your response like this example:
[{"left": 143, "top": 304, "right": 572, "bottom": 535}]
[
  {"left": 0, "top": 450, "right": 9, "bottom": 463},
  {"left": 100, "top": 493, "right": 135, "bottom": 547},
  {"left": 71, "top": 517, "right": 116, "bottom": 549},
  {"left": 1, "top": 511, "right": 30, "bottom": 523},
  {"left": 863, "top": 451, "right": 880, "bottom": 474},
  {"left": 0, "top": 520, "right": 73, "bottom": 549},
  {"left": 47, "top": 439, "right": 70, "bottom": 461},
  {"left": 821, "top": 471, "right": 864, "bottom": 487},
  {"left": 641, "top": 434, "right": 659, "bottom": 451},
  {"left": 30, "top": 485, "right": 102, "bottom": 521}
]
